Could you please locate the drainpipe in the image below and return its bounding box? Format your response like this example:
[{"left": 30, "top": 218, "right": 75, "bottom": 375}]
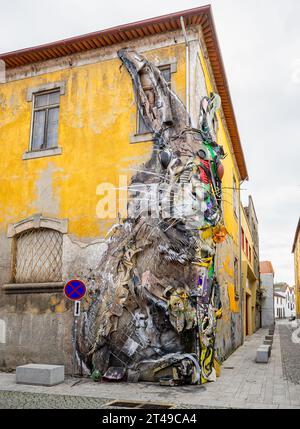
[
  {"left": 180, "top": 16, "right": 190, "bottom": 126},
  {"left": 239, "top": 180, "right": 245, "bottom": 345}
]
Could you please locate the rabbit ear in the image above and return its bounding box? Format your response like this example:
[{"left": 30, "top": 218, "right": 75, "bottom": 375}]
[
  {"left": 118, "top": 48, "right": 190, "bottom": 140},
  {"left": 199, "top": 93, "right": 221, "bottom": 144}
]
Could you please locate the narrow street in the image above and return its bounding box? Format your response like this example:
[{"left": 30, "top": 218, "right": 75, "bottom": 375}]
[{"left": 0, "top": 320, "right": 299, "bottom": 409}]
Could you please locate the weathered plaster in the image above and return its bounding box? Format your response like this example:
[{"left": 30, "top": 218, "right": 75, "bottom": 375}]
[
  {"left": 0, "top": 320, "right": 6, "bottom": 344},
  {"left": 62, "top": 235, "right": 108, "bottom": 280},
  {"left": 189, "top": 40, "right": 208, "bottom": 128},
  {"left": 215, "top": 238, "right": 242, "bottom": 360},
  {"left": 32, "top": 164, "right": 63, "bottom": 216}
]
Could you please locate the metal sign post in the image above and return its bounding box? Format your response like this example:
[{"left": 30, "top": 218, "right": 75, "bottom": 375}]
[
  {"left": 64, "top": 280, "right": 86, "bottom": 378},
  {"left": 72, "top": 301, "right": 81, "bottom": 377}
]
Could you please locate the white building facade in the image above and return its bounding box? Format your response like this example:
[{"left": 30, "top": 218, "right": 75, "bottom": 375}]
[
  {"left": 260, "top": 261, "right": 275, "bottom": 328},
  {"left": 285, "top": 286, "right": 296, "bottom": 318},
  {"left": 274, "top": 286, "right": 296, "bottom": 319},
  {"left": 274, "top": 292, "right": 286, "bottom": 319}
]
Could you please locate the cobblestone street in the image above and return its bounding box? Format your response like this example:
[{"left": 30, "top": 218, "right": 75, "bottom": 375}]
[
  {"left": 0, "top": 391, "right": 108, "bottom": 409},
  {"left": 0, "top": 320, "right": 300, "bottom": 409},
  {"left": 278, "top": 321, "right": 300, "bottom": 385}
]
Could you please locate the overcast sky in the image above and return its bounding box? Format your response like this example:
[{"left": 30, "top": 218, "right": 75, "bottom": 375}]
[{"left": 0, "top": 0, "right": 299, "bottom": 284}]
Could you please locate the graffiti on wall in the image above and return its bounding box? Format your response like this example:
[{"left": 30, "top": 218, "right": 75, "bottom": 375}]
[{"left": 76, "top": 49, "right": 229, "bottom": 385}]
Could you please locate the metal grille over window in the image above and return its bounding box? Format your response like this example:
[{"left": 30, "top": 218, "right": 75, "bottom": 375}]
[
  {"left": 31, "top": 90, "right": 60, "bottom": 151},
  {"left": 13, "top": 228, "right": 63, "bottom": 283}
]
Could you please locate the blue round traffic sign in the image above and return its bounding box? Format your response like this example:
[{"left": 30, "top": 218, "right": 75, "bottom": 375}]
[{"left": 64, "top": 279, "right": 86, "bottom": 301}]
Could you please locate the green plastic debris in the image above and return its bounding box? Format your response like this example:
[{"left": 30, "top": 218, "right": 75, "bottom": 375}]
[{"left": 91, "top": 369, "right": 102, "bottom": 382}]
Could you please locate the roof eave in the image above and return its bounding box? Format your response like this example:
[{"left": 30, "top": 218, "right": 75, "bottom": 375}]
[{"left": 0, "top": 5, "right": 212, "bottom": 60}]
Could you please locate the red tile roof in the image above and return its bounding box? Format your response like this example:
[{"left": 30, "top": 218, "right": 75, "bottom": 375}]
[{"left": 260, "top": 261, "right": 274, "bottom": 275}]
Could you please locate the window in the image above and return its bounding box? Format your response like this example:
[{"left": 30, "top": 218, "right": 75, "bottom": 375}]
[
  {"left": 232, "top": 176, "right": 238, "bottom": 218},
  {"left": 249, "top": 247, "right": 252, "bottom": 264},
  {"left": 245, "top": 238, "right": 249, "bottom": 258},
  {"left": 137, "top": 65, "right": 171, "bottom": 135},
  {"left": 13, "top": 228, "right": 63, "bottom": 283},
  {"left": 31, "top": 90, "right": 60, "bottom": 151}
]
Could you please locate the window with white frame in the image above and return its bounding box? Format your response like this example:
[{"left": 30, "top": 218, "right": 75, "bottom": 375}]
[{"left": 31, "top": 90, "right": 60, "bottom": 151}]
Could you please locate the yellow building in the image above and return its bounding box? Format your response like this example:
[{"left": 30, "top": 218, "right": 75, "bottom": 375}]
[
  {"left": 241, "top": 205, "right": 260, "bottom": 337},
  {"left": 292, "top": 218, "right": 300, "bottom": 318},
  {"left": 0, "top": 6, "right": 249, "bottom": 371}
]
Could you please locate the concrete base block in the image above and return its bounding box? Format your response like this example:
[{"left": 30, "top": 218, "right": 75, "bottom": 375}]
[
  {"left": 262, "top": 344, "right": 271, "bottom": 357},
  {"left": 16, "top": 364, "right": 65, "bottom": 386},
  {"left": 264, "top": 339, "right": 273, "bottom": 348},
  {"left": 256, "top": 346, "right": 270, "bottom": 363}
]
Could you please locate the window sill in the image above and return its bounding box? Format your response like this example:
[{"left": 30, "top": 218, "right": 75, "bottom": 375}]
[
  {"left": 22, "top": 147, "right": 62, "bottom": 160},
  {"left": 3, "top": 282, "right": 64, "bottom": 294},
  {"left": 130, "top": 133, "right": 154, "bottom": 144}
]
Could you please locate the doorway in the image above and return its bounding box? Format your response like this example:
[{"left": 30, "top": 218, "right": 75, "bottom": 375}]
[{"left": 246, "top": 293, "right": 252, "bottom": 336}]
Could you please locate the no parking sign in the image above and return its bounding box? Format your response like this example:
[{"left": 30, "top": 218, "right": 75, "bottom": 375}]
[{"left": 64, "top": 279, "right": 86, "bottom": 302}]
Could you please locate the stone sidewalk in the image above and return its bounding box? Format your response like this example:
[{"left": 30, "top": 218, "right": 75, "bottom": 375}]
[{"left": 0, "top": 321, "right": 300, "bottom": 409}]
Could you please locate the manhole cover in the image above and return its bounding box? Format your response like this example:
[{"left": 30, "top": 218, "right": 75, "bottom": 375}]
[{"left": 105, "top": 400, "right": 175, "bottom": 409}]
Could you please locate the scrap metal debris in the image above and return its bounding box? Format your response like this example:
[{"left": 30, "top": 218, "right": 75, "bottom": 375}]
[{"left": 77, "top": 48, "right": 227, "bottom": 386}]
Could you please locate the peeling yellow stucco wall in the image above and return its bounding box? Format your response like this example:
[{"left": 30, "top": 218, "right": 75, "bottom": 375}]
[{"left": 0, "top": 44, "right": 186, "bottom": 239}]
